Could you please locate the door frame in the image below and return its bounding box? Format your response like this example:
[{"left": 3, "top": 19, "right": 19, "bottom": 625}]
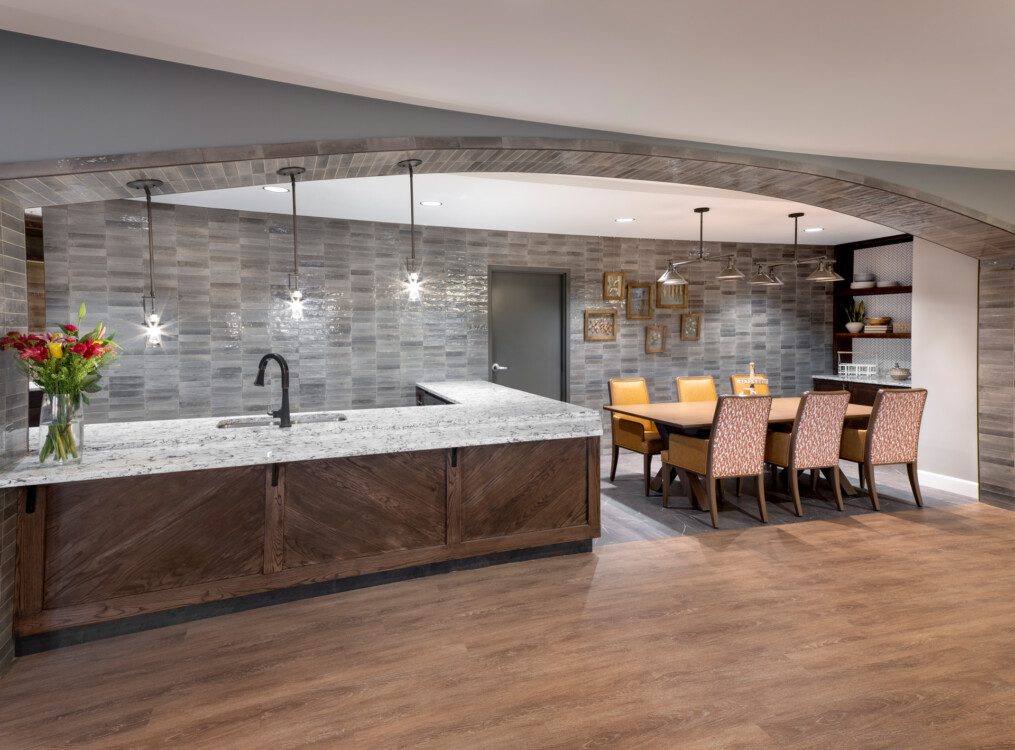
[{"left": 487, "top": 266, "right": 570, "bottom": 402}]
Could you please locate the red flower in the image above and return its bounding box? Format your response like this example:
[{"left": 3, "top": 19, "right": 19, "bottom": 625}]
[
  {"left": 64, "top": 324, "right": 78, "bottom": 333},
  {"left": 19, "top": 345, "right": 48, "bottom": 362},
  {"left": 71, "top": 343, "right": 87, "bottom": 355}
]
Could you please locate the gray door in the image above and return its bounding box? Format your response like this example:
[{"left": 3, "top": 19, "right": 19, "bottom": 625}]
[{"left": 489, "top": 269, "right": 567, "bottom": 400}]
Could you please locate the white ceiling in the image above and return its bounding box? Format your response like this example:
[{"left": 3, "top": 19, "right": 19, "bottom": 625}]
[
  {"left": 3, "top": 0, "right": 1015, "bottom": 168},
  {"left": 149, "top": 173, "right": 892, "bottom": 244}
]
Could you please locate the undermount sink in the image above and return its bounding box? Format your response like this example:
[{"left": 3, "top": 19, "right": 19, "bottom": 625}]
[{"left": 216, "top": 412, "right": 347, "bottom": 429}]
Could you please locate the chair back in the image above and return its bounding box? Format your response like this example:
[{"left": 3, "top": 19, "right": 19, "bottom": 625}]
[
  {"left": 608, "top": 377, "right": 650, "bottom": 406},
  {"left": 866, "top": 388, "right": 928, "bottom": 466},
  {"left": 675, "top": 376, "right": 717, "bottom": 402},
  {"left": 730, "top": 373, "right": 770, "bottom": 396},
  {"left": 707, "top": 395, "right": 772, "bottom": 478},
  {"left": 789, "top": 390, "right": 850, "bottom": 469}
]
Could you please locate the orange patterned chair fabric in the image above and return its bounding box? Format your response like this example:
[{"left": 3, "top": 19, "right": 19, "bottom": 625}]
[
  {"left": 841, "top": 388, "right": 927, "bottom": 466},
  {"left": 707, "top": 395, "right": 773, "bottom": 477},
  {"left": 766, "top": 390, "right": 851, "bottom": 470},
  {"left": 675, "top": 376, "right": 718, "bottom": 402}
]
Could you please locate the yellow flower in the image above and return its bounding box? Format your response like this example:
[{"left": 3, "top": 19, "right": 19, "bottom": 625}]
[{"left": 47, "top": 342, "right": 63, "bottom": 359}]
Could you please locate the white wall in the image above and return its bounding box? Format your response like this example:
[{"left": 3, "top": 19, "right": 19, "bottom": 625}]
[{"left": 911, "top": 238, "right": 979, "bottom": 497}]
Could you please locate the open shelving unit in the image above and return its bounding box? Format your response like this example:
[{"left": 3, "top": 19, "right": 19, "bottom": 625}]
[{"left": 832, "top": 285, "right": 911, "bottom": 298}]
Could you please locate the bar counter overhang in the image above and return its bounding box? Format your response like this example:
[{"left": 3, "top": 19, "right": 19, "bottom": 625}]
[{"left": 2, "top": 382, "right": 602, "bottom": 648}]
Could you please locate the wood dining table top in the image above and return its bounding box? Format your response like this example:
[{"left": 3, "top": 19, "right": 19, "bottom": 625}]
[{"left": 604, "top": 397, "right": 872, "bottom": 430}]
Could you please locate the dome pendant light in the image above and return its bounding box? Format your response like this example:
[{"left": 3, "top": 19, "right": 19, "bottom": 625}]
[
  {"left": 127, "top": 178, "right": 166, "bottom": 349},
  {"left": 398, "top": 158, "right": 424, "bottom": 301},
  {"left": 277, "top": 166, "right": 307, "bottom": 320}
]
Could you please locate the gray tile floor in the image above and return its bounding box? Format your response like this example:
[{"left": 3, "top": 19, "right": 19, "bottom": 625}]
[{"left": 597, "top": 449, "right": 977, "bottom": 545}]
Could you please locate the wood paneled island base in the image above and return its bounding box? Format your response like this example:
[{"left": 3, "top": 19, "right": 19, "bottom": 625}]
[{"left": 14, "top": 437, "right": 600, "bottom": 648}]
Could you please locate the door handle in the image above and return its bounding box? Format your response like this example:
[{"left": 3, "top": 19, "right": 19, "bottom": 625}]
[{"left": 491, "top": 363, "right": 509, "bottom": 372}]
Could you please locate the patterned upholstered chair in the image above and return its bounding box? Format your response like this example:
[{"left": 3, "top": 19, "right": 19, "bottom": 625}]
[
  {"left": 661, "top": 395, "right": 772, "bottom": 528},
  {"left": 764, "top": 390, "right": 851, "bottom": 515},
  {"left": 730, "top": 373, "right": 770, "bottom": 396},
  {"left": 675, "top": 375, "right": 718, "bottom": 402},
  {"left": 608, "top": 377, "right": 662, "bottom": 496},
  {"left": 840, "top": 388, "right": 928, "bottom": 511}
]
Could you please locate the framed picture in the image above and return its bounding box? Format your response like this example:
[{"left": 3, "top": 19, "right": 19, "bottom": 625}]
[
  {"left": 645, "top": 324, "right": 667, "bottom": 354},
  {"left": 680, "top": 312, "right": 701, "bottom": 342},
  {"left": 656, "top": 282, "right": 688, "bottom": 309},
  {"left": 602, "top": 271, "right": 625, "bottom": 301},
  {"left": 626, "top": 282, "right": 654, "bottom": 320},
  {"left": 584, "top": 309, "right": 617, "bottom": 341}
]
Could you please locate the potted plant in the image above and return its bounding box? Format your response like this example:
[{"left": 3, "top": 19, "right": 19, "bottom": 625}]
[
  {"left": 844, "top": 300, "right": 865, "bottom": 334},
  {"left": 1, "top": 304, "right": 118, "bottom": 464}
]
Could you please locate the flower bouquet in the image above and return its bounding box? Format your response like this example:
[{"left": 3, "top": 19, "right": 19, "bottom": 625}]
[{"left": 1, "top": 304, "right": 118, "bottom": 464}]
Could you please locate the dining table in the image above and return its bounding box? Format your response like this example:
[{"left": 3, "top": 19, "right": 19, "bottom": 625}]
[{"left": 604, "top": 396, "right": 873, "bottom": 510}]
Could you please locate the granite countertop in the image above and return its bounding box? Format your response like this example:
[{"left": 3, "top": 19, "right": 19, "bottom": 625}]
[
  {"left": 813, "top": 373, "right": 913, "bottom": 388},
  {"left": 0, "top": 381, "right": 602, "bottom": 488}
]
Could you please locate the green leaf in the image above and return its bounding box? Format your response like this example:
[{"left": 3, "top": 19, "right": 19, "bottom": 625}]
[{"left": 78, "top": 302, "right": 86, "bottom": 322}]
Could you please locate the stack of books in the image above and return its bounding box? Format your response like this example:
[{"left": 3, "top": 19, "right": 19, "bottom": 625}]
[{"left": 863, "top": 323, "right": 893, "bottom": 334}]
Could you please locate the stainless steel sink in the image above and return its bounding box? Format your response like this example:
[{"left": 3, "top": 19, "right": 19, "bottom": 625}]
[{"left": 216, "top": 412, "right": 347, "bottom": 429}]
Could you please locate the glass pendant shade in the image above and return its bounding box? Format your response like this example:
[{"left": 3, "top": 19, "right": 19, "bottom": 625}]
[
  {"left": 405, "top": 256, "right": 422, "bottom": 301},
  {"left": 657, "top": 262, "right": 688, "bottom": 285},
  {"left": 142, "top": 293, "right": 162, "bottom": 349},
  {"left": 716, "top": 257, "right": 745, "bottom": 280},
  {"left": 748, "top": 265, "right": 775, "bottom": 285},
  {"left": 806, "top": 260, "right": 844, "bottom": 283}
]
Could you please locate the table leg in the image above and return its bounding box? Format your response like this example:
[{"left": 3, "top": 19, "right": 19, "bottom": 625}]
[{"left": 822, "top": 466, "right": 858, "bottom": 497}]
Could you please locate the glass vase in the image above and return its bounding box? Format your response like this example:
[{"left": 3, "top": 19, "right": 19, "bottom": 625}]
[{"left": 38, "top": 393, "right": 84, "bottom": 464}]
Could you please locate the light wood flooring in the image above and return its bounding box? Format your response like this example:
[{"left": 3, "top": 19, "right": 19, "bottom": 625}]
[{"left": 1, "top": 499, "right": 1013, "bottom": 748}]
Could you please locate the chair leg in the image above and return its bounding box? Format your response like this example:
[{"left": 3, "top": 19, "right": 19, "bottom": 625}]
[
  {"left": 907, "top": 461, "right": 924, "bottom": 507},
  {"left": 643, "top": 453, "right": 653, "bottom": 496},
  {"left": 864, "top": 463, "right": 880, "bottom": 511},
  {"left": 609, "top": 444, "right": 620, "bottom": 482},
  {"left": 736, "top": 477, "right": 743, "bottom": 496},
  {"left": 857, "top": 462, "right": 866, "bottom": 490},
  {"left": 662, "top": 465, "right": 672, "bottom": 508},
  {"left": 831, "top": 465, "right": 844, "bottom": 512},
  {"left": 756, "top": 473, "right": 769, "bottom": 523},
  {"left": 810, "top": 468, "right": 819, "bottom": 493},
  {"left": 789, "top": 469, "right": 803, "bottom": 517},
  {"left": 707, "top": 476, "right": 720, "bottom": 529}
]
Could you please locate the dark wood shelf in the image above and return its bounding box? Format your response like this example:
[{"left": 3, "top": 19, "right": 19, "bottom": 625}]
[
  {"left": 834, "top": 285, "right": 912, "bottom": 298},
  {"left": 834, "top": 332, "right": 911, "bottom": 339}
]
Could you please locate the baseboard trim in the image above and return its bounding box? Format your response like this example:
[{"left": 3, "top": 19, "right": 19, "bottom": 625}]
[{"left": 918, "top": 469, "right": 979, "bottom": 499}]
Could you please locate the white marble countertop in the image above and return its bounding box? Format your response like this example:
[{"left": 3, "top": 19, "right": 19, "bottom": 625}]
[
  {"left": 0, "top": 381, "right": 601, "bottom": 488},
  {"left": 813, "top": 373, "right": 913, "bottom": 388}
]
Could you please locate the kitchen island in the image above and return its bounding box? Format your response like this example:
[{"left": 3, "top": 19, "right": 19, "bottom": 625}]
[{"left": 2, "top": 382, "right": 602, "bottom": 647}]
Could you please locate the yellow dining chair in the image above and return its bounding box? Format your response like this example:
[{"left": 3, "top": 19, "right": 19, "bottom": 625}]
[
  {"left": 675, "top": 375, "right": 717, "bottom": 402},
  {"left": 660, "top": 395, "right": 772, "bottom": 528},
  {"left": 764, "top": 390, "right": 851, "bottom": 515},
  {"left": 608, "top": 377, "right": 662, "bottom": 496},
  {"left": 840, "top": 388, "right": 928, "bottom": 511},
  {"left": 730, "top": 372, "right": 770, "bottom": 396}
]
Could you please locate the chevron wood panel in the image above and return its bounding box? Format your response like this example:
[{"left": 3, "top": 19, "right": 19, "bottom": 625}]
[
  {"left": 41, "top": 466, "right": 265, "bottom": 609},
  {"left": 283, "top": 450, "right": 447, "bottom": 568},
  {"left": 461, "top": 438, "right": 589, "bottom": 541}
]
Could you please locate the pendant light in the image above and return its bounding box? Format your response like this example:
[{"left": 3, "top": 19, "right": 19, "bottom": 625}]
[
  {"left": 807, "top": 259, "right": 845, "bottom": 283},
  {"left": 659, "top": 206, "right": 713, "bottom": 286},
  {"left": 277, "top": 166, "right": 307, "bottom": 320},
  {"left": 716, "top": 255, "right": 746, "bottom": 281},
  {"left": 127, "top": 178, "right": 165, "bottom": 349},
  {"left": 749, "top": 263, "right": 779, "bottom": 286},
  {"left": 657, "top": 261, "right": 687, "bottom": 286},
  {"left": 397, "top": 158, "right": 423, "bottom": 301}
]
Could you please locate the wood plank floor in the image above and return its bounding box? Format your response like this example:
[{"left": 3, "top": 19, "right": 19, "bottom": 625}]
[{"left": 1, "top": 502, "right": 1013, "bottom": 748}]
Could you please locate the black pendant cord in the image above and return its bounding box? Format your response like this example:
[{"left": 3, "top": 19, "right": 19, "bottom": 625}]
[
  {"left": 290, "top": 173, "right": 299, "bottom": 277},
  {"left": 144, "top": 185, "right": 155, "bottom": 299},
  {"left": 408, "top": 161, "right": 416, "bottom": 261},
  {"left": 699, "top": 209, "right": 704, "bottom": 256}
]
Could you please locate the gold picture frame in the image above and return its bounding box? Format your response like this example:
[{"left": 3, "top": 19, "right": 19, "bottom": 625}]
[
  {"left": 603, "top": 271, "right": 625, "bottom": 301},
  {"left": 680, "top": 312, "right": 701, "bottom": 342},
  {"left": 645, "top": 324, "right": 667, "bottom": 354},
  {"left": 626, "top": 282, "right": 654, "bottom": 320},
  {"left": 584, "top": 309, "right": 618, "bottom": 341},
  {"left": 656, "top": 282, "right": 689, "bottom": 309}
]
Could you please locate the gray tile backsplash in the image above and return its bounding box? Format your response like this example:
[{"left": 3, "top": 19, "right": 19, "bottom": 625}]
[{"left": 42, "top": 200, "right": 832, "bottom": 424}]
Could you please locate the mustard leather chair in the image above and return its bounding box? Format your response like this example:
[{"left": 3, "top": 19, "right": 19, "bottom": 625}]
[
  {"left": 840, "top": 388, "right": 928, "bottom": 511},
  {"left": 675, "top": 375, "right": 717, "bottom": 402},
  {"left": 608, "top": 377, "right": 662, "bottom": 496},
  {"left": 661, "top": 395, "right": 773, "bottom": 528},
  {"left": 730, "top": 373, "right": 770, "bottom": 396},
  {"left": 764, "top": 390, "right": 850, "bottom": 515}
]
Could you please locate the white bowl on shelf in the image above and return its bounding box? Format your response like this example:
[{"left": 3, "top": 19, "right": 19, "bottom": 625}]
[
  {"left": 876, "top": 280, "right": 901, "bottom": 287},
  {"left": 853, "top": 273, "right": 875, "bottom": 282},
  {"left": 850, "top": 281, "right": 877, "bottom": 289}
]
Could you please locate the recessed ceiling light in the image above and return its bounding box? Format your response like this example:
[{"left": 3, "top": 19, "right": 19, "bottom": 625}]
[
  {"left": 615, "top": 217, "right": 635, "bottom": 223},
  {"left": 419, "top": 200, "right": 442, "bottom": 207},
  {"left": 263, "top": 185, "right": 290, "bottom": 193},
  {"left": 804, "top": 226, "right": 824, "bottom": 233}
]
